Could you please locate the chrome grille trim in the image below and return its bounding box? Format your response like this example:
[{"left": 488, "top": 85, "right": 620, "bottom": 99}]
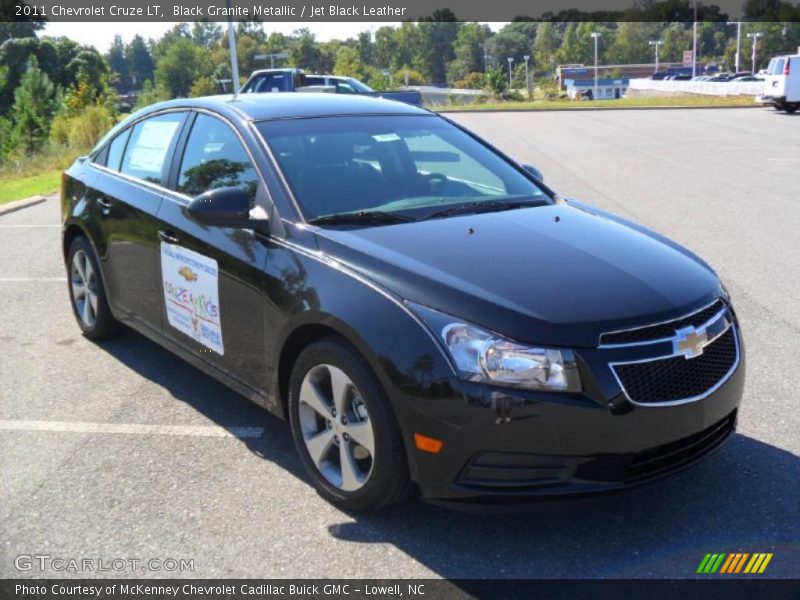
[{"left": 599, "top": 298, "right": 724, "bottom": 348}]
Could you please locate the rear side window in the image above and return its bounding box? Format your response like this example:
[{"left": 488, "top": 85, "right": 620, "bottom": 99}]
[
  {"left": 176, "top": 113, "right": 259, "bottom": 204},
  {"left": 106, "top": 128, "right": 131, "bottom": 171},
  {"left": 772, "top": 58, "right": 786, "bottom": 75},
  {"left": 120, "top": 113, "right": 184, "bottom": 184}
]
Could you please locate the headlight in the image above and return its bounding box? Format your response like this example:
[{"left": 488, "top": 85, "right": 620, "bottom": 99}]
[{"left": 410, "top": 304, "right": 581, "bottom": 392}]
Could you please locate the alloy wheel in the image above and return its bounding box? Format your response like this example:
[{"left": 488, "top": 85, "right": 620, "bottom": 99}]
[
  {"left": 70, "top": 249, "right": 99, "bottom": 328},
  {"left": 298, "top": 364, "right": 375, "bottom": 492}
]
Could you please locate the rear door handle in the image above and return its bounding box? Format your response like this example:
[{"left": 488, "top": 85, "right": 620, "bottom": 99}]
[
  {"left": 158, "top": 230, "right": 180, "bottom": 244},
  {"left": 96, "top": 196, "right": 112, "bottom": 209}
]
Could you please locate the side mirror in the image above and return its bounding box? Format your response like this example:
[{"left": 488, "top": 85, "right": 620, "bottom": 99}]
[
  {"left": 187, "top": 186, "right": 253, "bottom": 228},
  {"left": 522, "top": 164, "right": 544, "bottom": 182}
]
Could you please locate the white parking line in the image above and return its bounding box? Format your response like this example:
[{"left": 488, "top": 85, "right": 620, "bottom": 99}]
[
  {"left": 0, "top": 419, "right": 264, "bottom": 439},
  {"left": 768, "top": 158, "right": 800, "bottom": 162},
  {"left": 0, "top": 224, "right": 61, "bottom": 228},
  {"left": 0, "top": 277, "right": 66, "bottom": 282}
]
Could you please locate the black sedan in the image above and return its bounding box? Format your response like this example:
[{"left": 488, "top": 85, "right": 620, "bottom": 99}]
[{"left": 61, "top": 94, "right": 744, "bottom": 511}]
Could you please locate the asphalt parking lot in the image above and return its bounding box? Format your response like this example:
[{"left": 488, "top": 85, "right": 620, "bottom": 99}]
[{"left": 1, "top": 107, "right": 798, "bottom": 579}]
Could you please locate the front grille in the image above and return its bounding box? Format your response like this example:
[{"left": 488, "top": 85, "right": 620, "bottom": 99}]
[
  {"left": 626, "top": 410, "right": 736, "bottom": 483},
  {"left": 613, "top": 327, "right": 738, "bottom": 404},
  {"left": 601, "top": 300, "right": 726, "bottom": 345}
]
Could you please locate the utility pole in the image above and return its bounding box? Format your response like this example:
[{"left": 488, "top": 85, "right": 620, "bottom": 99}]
[
  {"left": 747, "top": 32, "right": 764, "bottom": 74},
  {"left": 226, "top": 0, "right": 240, "bottom": 97},
  {"left": 649, "top": 40, "right": 663, "bottom": 74},
  {"left": 727, "top": 21, "right": 742, "bottom": 73},
  {"left": 507, "top": 57, "right": 515, "bottom": 89},
  {"left": 523, "top": 55, "right": 531, "bottom": 99},
  {"left": 590, "top": 32, "right": 601, "bottom": 100}
]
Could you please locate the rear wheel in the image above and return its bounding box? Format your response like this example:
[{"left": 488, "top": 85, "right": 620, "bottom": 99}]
[
  {"left": 288, "top": 338, "right": 411, "bottom": 511},
  {"left": 786, "top": 104, "right": 798, "bottom": 114},
  {"left": 67, "top": 236, "right": 122, "bottom": 340}
]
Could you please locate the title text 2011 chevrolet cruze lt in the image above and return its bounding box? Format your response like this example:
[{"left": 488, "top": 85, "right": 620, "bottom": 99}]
[{"left": 61, "top": 94, "right": 744, "bottom": 510}]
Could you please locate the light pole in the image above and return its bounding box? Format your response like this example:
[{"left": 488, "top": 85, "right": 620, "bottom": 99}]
[
  {"left": 590, "top": 32, "right": 601, "bottom": 101},
  {"left": 648, "top": 40, "right": 663, "bottom": 74},
  {"left": 692, "top": 0, "right": 698, "bottom": 78},
  {"left": 747, "top": 32, "right": 764, "bottom": 74},
  {"left": 507, "top": 57, "right": 515, "bottom": 89},
  {"left": 727, "top": 21, "right": 742, "bottom": 73},
  {"left": 523, "top": 55, "right": 531, "bottom": 99}
]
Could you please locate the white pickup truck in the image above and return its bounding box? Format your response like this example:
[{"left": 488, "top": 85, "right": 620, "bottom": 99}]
[{"left": 758, "top": 54, "right": 800, "bottom": 113}]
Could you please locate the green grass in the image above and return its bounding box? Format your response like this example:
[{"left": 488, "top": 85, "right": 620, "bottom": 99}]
[
  {"left": 0, "top": 170, "right": 61, "bottom": 205},
  {"left": 435, "top": 95, "right": 756, "bottom": 112}
]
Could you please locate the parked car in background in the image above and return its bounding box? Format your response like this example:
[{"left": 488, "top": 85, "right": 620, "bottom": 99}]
[
  {"left": 241, "top": 68, "right": 423, "bottom": 106},
  {"left": 759, "top": 54, "right": 800, "bottom": 113},
  {"left": 729, "top": 75, "right": 763, "bottom": 82}
]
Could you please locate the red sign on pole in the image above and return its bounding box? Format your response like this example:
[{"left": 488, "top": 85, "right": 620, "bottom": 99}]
[{"left": 683, "top": 50, "right": 693, "bottom": 66}]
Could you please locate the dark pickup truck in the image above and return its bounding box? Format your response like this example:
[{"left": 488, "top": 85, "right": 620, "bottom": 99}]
[{"left": 240, "top": 68, "right": 423, "bottom": 106}]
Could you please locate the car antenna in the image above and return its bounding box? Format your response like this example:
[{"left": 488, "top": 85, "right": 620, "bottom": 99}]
[{"left": 226, "top": 0, "right": 241, "bottom": 100}]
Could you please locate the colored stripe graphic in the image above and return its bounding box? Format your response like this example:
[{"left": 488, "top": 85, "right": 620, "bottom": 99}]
[{"left": 697, "top": 553, "right": 727, "bottom": 573}]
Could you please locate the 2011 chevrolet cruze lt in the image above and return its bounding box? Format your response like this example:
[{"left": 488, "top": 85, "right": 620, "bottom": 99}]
[{"left": 61, "top": 94, "right": 744, "bottom": 511}]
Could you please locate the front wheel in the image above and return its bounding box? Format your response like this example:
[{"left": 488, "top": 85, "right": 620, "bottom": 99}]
[
  {"left": 66, "top": 236, "right": 122, "bottom": 340},
  {"left": 288, "top": 338, "right": 411, "bottom": 511}
]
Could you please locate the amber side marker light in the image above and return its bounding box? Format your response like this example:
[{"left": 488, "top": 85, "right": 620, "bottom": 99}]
[{"left": 414, "top": 433, "right": 443, "bottom": 454}]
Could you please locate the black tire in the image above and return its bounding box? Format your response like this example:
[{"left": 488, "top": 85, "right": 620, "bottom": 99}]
[
  {"left": 66, "top": 236, "right": 123, "bottom": 340},
  {"left": 288, "top": 337, "right": 411, "bottom": 511},
  {"left": 786, "top": 104, "right": 798, "bottom": 114}
]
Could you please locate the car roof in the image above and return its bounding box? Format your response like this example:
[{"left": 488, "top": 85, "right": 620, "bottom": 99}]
[{"left": 140, "top": 93, "right": 429, "bottom": 123}]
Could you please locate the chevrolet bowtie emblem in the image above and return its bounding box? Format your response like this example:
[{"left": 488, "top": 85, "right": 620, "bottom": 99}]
[{"left": 673, "top": 326, "right": 709, "bottom": 359}]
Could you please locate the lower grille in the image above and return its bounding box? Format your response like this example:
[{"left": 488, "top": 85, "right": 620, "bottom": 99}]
[
  {"left": 613, "top": 327, "right": 738, "bottom": 404},
  {"left": 626, "top": 410, "right": 736, "bottom": 483}
]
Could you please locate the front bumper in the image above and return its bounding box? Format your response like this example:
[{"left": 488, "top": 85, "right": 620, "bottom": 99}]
[{"left": 397, "top": 331, "right": 745, "bottom": 506}]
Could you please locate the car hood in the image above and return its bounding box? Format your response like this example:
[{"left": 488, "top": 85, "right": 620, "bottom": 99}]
[{"left": 313, "top": 202, "right": 721, "bottom": 348}]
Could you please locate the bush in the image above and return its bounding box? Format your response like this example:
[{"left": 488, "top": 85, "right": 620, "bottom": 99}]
[
  {"left": 393, "top": 67, "right": 425, "bottom": 86},
  {"left": 50, "top": 105, "right": 115, "bottom": 151},
  {"left": 454, "top": 72, "right": 485, "bottom": 90},
  {"left": 484, "top": 68, "right": 507, "bottom": 98},
  {"left": 189, "top": 76, "right": 220, "bottom": 98}
]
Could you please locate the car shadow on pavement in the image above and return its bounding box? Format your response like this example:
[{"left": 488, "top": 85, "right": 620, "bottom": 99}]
[
  {"left": 327, "top": 433, "right": 800, "bottom": 578},
  {"left": 96, "top": 328, "right": 799, "bottom": 579},
  {"left": 95, "top": 328, "right": 306, "bottom": 480}
]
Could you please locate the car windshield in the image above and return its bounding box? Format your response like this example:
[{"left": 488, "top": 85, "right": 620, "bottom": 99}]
[{"left": 257, "top": 115, "right": 548, "bottom": 223}]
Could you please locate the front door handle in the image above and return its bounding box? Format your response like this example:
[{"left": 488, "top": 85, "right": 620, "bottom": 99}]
[
  {"left": 96, "top": 196, "right": 112, "bottom": 209},
  {"left": 158, "top": 230, "right": 180, "bottom": 244}
]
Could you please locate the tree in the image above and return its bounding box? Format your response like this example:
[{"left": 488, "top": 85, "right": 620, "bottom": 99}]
[
  {"left": 448, "top": 23, "right": 492, "bottom": 82},
  {"left": 333, "top": 46, "right": 367, "bottom": 81},
  {"left": 107, "top": 35, "right": 129, "bottom": 92},
  {"left": 0, "top": 0, "right": 46, "bottom": 43},
  {"left": 289, "top": 28, "right": 322, "bottom": 71},
  {"left": 373, "top": 26, "right": 400, "bottom": 70},
  {"left": 125, "top": 35, "right": 154, "bottom": 89},
  {"left": 417, "top": 11, "right": 460, "bottom": 83},
  {"left": 533, "top": 22, "right": 560, "bottom": 75},
  {"left": 11, "top": 55, "right": 56, "bottom": 154},
  {"left": 155, "top": 38, "right": 207, "bottom": 97},
  {"left": 192, "top": 22, "right": 223, "bottom": 49},
  {"left": 488, "top": 22, "right": 537, "bottom": 67}
]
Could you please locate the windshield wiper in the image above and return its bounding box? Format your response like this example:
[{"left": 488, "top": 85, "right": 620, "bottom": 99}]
[
  {"left": 308, "top": 211, "right": 417, "bottom": 227},
  {"left": 419, "top": 199, "right": 545, "bottom": 221}
]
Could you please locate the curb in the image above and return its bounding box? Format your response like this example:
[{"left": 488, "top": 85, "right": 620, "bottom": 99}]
[
  {"left": 0, "top": 195, "right": 49, "bottom": 216},
  {"left": 435, "top": 104, "right": 761, "bottom": 114}
]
